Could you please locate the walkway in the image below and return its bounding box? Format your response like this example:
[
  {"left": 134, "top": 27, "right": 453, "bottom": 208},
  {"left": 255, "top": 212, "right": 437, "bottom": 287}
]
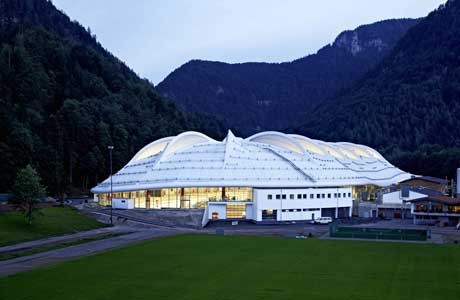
[
  {"left": 0, "top": 228, "right": 187, "bottom": 277},
  {"left": 0, "top": 226, "right": 136, "bottom": 254}
]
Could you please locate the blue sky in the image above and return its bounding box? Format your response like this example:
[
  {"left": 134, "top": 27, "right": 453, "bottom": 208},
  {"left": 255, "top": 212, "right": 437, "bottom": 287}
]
[{"left": 53, "top": 0, "right": 445, "bottom": 85}]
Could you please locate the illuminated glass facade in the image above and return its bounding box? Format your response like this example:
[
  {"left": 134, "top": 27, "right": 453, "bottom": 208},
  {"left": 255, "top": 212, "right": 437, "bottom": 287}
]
[{"left": 98, "top": 187, "right": 253, "bottom": 209}]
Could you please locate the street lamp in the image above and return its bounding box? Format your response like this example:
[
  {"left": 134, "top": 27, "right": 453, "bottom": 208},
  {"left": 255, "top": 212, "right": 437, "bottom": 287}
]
[{"left": 108, "top": 145, "right": 114, "bottom": 225}]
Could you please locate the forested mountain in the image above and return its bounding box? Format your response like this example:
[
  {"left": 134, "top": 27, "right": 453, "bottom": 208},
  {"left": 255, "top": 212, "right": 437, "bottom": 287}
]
[
  {"left": 293, "top": 0, "right": 460, "bottom": 178},
  {"left": 157, "top": 19, "right": 417, "bottom": 135},
  {"left": 0, "top": 0, "right": 225, "bottom": 195}
]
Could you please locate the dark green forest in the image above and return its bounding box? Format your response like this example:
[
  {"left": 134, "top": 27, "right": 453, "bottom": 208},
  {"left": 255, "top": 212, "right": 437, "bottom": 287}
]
[
  {"left": 0, "top": 0, "right": 224, "bottom": 196},
  {"left": 157, "top": 19, "right": 417, "bottom": 134},
  {"left": 293, "top": 0, "right": 460, "bottom": 178}
]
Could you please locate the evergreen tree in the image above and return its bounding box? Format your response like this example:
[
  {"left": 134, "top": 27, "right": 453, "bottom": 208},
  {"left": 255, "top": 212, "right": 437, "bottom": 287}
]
[{"left": 11, "top": 165, "right": 47, "bottom": 225}]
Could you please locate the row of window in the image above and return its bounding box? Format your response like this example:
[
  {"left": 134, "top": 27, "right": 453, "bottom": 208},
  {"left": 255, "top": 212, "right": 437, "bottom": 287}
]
[
  {"left": 281, "top": 208, "right": 320, "bottom": 212},
  {"left": 267, "top": 192, "right": 351, "bottom": 200}
]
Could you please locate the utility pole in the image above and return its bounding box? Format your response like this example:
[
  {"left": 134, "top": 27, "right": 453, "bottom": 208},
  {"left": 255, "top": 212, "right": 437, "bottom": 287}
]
[{"left": 108, "top": 145, "right": 114, "bottom": 225}]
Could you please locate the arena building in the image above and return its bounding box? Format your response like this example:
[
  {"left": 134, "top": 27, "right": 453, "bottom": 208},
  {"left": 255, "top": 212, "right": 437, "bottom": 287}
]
[{"left": 91, "top": 130, "right": 411, "bottom": 222}]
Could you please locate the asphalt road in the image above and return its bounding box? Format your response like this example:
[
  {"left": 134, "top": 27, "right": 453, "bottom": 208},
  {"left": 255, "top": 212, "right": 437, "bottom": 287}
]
[{"left": 0, "top": 228, "right": 186, "bottom": 277}]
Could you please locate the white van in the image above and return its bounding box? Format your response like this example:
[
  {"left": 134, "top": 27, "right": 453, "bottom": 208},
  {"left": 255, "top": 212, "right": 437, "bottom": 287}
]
[{"left": 313, "top": 217, "right": 333, "bottom": 224}]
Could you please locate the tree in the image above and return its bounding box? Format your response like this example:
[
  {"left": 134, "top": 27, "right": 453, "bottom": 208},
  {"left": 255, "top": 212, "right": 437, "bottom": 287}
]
[{"left": 11, "top": 165, "right": 47, "bottom": 224}]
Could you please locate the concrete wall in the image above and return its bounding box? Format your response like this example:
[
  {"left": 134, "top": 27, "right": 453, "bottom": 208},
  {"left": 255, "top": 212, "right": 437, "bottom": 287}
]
[{"left": 107, "top": 208, "right": 204, "bottom": 228}]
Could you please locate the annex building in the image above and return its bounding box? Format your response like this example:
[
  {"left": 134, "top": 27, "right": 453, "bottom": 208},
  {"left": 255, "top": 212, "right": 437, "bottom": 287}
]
[{"left": 91, "top": 131, "right": 411, "bottom": 222}]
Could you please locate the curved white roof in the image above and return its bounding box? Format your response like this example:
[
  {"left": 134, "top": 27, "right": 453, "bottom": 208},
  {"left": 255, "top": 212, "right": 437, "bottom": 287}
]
[{"left": 91, "top": 130, "right": 411, "bottom": 193}]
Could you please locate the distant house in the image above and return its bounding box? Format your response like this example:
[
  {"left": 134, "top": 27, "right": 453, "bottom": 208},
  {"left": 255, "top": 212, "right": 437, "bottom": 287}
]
[
  {"left": 407, "top": 195, "right": 460, "bottom": 226},
  {"left": 365, "top": 184, "right": 443, "bottom": 219},
  {"left": 377, "top": 189, "right": 428, "bottom": 219},
  {"left": 400, "top": 176, "right": 449, "bottom": 194}
]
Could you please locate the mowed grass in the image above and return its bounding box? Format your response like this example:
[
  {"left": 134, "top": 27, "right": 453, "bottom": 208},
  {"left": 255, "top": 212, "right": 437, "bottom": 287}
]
[
  {"left": 1, "top": 235, "right": 459, "bottom": 300},
  {"left": 0, "top": 206, "right": 106, "bottom": 246}
]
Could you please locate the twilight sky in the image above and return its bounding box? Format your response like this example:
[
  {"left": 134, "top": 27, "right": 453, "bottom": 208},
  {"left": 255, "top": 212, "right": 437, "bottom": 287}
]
[{"left": 53, "top": 0, "right": 444, "bottom": 85}]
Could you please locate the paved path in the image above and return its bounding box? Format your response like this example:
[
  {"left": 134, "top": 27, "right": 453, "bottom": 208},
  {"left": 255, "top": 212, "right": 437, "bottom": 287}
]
[
  {"left": 0, "top": 226, "right": 137, "bottom": 254},
  {"left": 0, "top": 228, "right": 187, "bottom": 277}
]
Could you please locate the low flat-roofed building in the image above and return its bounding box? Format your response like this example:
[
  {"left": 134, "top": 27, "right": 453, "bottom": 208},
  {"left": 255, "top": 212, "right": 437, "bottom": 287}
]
[{"left": 407, "top": 195, "right": 460, "bottom": 226}]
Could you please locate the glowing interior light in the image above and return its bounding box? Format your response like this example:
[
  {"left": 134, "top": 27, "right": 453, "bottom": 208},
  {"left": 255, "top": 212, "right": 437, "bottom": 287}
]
[
  {"left": 319, "top": 144, "right": 344, "bottom": 159},
  {"left": 292, "top": 137, "right": 325, "bottom": 155},
  {"left": 336, "top": 147, "right": 358, "bottom": 160}
]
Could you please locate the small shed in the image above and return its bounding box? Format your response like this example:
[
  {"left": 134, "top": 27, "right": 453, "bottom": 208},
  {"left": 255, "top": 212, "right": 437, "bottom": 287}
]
[{"left": 112, "top": 198, "right": 134, "bottom": 209}]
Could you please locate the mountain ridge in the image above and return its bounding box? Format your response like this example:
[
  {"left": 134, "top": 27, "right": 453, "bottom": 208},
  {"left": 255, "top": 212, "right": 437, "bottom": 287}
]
[
  {"left": 157, "top": 18, "right": 418, "bottom": 135},
  {"left": 292, "top": 0, "right": 459, "bottom": 178}
]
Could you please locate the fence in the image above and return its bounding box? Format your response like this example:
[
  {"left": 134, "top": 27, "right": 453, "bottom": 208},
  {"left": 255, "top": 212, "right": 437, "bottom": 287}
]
[{"left": 329, "top": 223, "right": 429, "bottom": 241}]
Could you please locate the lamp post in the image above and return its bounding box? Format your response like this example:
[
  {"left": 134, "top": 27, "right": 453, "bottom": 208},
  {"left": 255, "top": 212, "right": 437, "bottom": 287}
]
[
  {"left": 108, "top": 145, "right": 114, "bottom": 225},
  {"left": 335, "top": 187, "right": 339, "bottom": 219}
]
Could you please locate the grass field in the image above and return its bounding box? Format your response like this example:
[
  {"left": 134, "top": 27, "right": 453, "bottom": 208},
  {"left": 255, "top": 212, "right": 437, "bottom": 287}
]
[
  {"left": 0, "top": 206, "right": 106, "bottom": 246},
  {"left": 1, "top": 235, "right": 459, "bottom": 300}
]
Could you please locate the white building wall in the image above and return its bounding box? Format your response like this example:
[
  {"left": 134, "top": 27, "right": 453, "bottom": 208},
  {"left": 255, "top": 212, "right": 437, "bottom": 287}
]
[
  {"left": 207, "top": 203, "right": 227, "bottom": 220},
  {"left": 382, "top": 190, "right": 428, "bottom": 204},
  {"left": 245, "top": 203, "right": 253, "bottom": 220},
  {"left": 112, "top": 198, "right": 134, "bottom": 209},
  {"left": 253, "top": 187, "right": 353, "bottom": 222}
]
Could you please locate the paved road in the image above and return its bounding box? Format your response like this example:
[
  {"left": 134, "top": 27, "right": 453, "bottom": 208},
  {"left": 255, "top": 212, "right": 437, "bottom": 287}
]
[
  {"left": 0, "top": 228, "right": 186, "bottom": 277},
  {"left": 0, "top": 226, "right": 137, "bottom": 253}
]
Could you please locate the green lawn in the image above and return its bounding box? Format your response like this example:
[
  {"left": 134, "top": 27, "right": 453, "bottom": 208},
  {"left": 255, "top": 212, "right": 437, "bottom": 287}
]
[
  {"left": 0, "top": 206, "right": 106, "bottom": 246},
  {"left": 1, "top": 235, "right": 459, "bottom": 300}
]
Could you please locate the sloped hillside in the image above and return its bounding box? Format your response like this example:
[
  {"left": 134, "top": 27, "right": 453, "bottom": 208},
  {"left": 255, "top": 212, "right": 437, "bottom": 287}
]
[
  {"left": 294, "top": 1, "right": 459, "bottom": 177},
  {"left": 0, "top": 0, "right": 224, "bottom": 194}
]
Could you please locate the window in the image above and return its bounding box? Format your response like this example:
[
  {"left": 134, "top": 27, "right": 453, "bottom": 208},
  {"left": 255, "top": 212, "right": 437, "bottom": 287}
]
[
  {"left": 310, "top": 194, "right": 314, "bottom": 199},
  {"left": 267, "top": 194, "right": 272, "bottom": 200},
  {"left": 282, "top": 194, "right": 287, "bottom": 199},
  {"left": 289, "top": 209, "right": 294, "bottom": 212},
  {"left": 316, "top": 194, "right": 320, "bottom": 198},
  {"left": 303, "top": 194, "right": 307, "bottom": 199},
  {"left": 322, "top": 194, "right": 325, "bottom": 198},
  {"left": 327, "top": 193, "right": 331, "bottom": 198},
  {"left": 297, "top": 194, "right": 302, "bottom": 199},
  {"left": 308, "top": 208, "right": 320, "bottom": 211},
  {"left": 348, "top": 193, "right": 351, "bottom": 197},
  {"left": 296, "top": 209, "right": 302, "bottom": 212},
  {"left": 276, "top": 194, "right": 281, "bottom": 199},
  {"left": 334, "top": 193, "right": 337, "bottom": 198},
  {"left": 262, "top": 209, "right": 277, "bottom": 220},
  {"left": 226, "top": 204, "right": 246, "bottom": 219},
  {"left": 303, "top": 209, "right": 308, "bottom": 212},
  {"left": 290, "top": 194, "right": 294, "bottom": 199},
  {"left": 338, "top": 193, "right": 341, "bottom": 198},
  {"left": 282, "top": 209, "right": 288, "bottom": 212}
]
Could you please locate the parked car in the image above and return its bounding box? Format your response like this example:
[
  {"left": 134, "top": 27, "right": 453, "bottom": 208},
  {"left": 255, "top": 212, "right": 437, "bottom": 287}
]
[{"left": 312, "top": 217, "right": 333, "bottom": 224}]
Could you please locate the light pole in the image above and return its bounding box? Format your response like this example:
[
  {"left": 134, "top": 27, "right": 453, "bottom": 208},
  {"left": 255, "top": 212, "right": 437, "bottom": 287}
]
[
  {"left": 335, "top": 187, "right": 339, "bottom": 219},
  {"left": 108, "top": 145, "right": 114, "bottom": 225}
]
